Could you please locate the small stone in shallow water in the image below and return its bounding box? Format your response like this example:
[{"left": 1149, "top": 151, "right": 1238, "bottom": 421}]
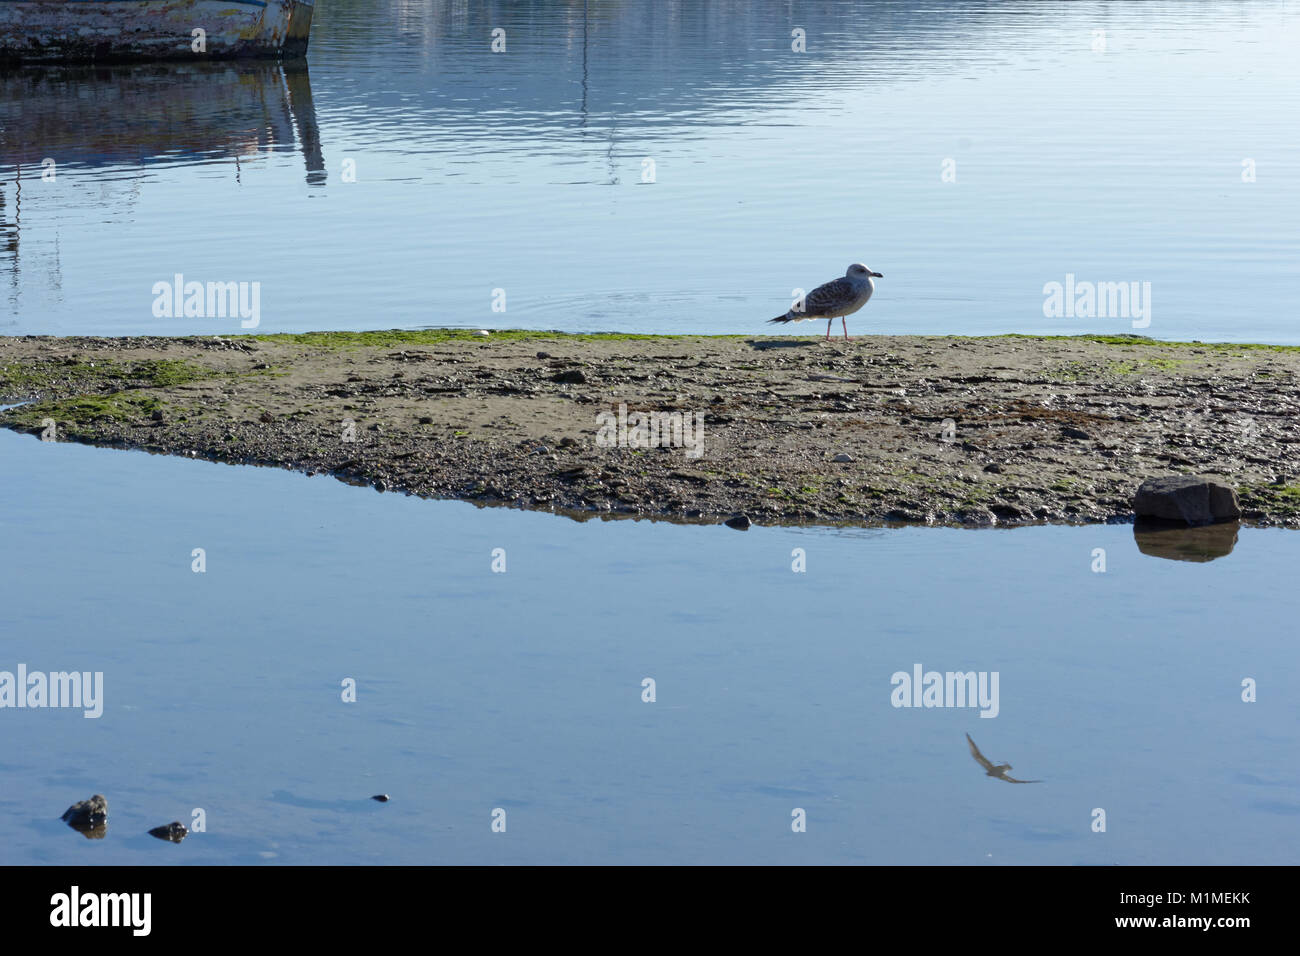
[
  {"left": 61, "top": 794, "right": 108, "bottom": 837},
  {"left": 724, "top": 514, "right": 752, "bottom": 530},
  {"left": 371, "top": 794, "right": 390, "bottom": 802},
  {"left": 148, "top": 822, "right": 188, "bottom": 843}
]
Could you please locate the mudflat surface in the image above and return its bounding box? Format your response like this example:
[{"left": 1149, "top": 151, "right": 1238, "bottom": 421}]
[{"left": 2, "top": 330, "right": 1298, "bottom": 528}]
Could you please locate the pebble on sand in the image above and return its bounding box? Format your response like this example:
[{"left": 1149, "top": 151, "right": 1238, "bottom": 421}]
[{"left": 551, "top": 369, "right": 587, "bottom": 384}]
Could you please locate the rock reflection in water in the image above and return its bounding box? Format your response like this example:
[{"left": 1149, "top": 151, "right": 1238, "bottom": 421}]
[{"left": 1133, "top": 519, "right": 1240, "bottom": 562}]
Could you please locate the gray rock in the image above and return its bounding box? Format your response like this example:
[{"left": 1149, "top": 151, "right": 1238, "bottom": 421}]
[
  {"left": 148, "top": 821, "right": 188, "bottom": 843},
  {"left": 61, "top": 794, "right": 108, "bottom": 837},
  {"left": 832, "top": 453, "right": 853, "bottom": 463},
  {"left": 724, "top": 514, "right": 752, "bottom": 530},
  {"left": 1133, "top": 475, "right": 1241, "bottom": 525},
  {"left": 551, "top": 369, "right": 587, "bottom": 384},
  {"left": 371, "top": 794, "right": 390, "bottom": 802}
]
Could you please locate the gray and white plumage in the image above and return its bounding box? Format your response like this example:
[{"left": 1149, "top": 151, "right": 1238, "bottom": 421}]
[
  {"left": 769, "top": 263, "right": 883, "bottom": 340},
  {"left": 966, "top": 733, "right": 1041, "bottom": 784}
]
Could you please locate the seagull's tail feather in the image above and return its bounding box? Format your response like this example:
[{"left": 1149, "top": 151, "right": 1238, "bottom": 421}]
[{"left": 768, "top": 313, "right": 799, "bottom": 324}]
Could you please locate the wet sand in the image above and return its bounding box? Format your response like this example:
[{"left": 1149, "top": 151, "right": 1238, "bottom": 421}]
[{"left": 2, "top": 330, "right": 1298, "bottom": 528}]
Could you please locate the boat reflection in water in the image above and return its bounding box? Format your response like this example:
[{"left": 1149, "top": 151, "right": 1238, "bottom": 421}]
[
  {"left": 0, "top": 60, "right": 323, "bottom": 179},
  {"left": 0, "top": 60, "right": 324, "bottom": 313}
]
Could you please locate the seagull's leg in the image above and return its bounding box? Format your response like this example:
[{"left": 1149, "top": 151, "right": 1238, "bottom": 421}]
[
  {"left": 825, "top": 319, "right": 831, "bottom": 341},
  {"left": 842, "top": 316, "right": 849, "bottom": 340}
]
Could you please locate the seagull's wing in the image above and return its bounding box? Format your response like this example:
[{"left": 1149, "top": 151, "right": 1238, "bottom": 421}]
[
  {"left": 802, "top": 276, "right": 856, "bottom": 317},
  {"left": 966, "top": 733, "right": 996, "bottom": 773},
  {"left": 1001, "top": 774, "right": 1042, "bottom": 784}
]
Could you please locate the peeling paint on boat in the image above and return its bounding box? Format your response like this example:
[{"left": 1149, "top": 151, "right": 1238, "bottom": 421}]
[{"left": 0, "top": 0, "right": 315, "bottom": 62}]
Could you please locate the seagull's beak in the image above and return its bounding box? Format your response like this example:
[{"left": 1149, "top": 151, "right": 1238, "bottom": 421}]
[{"left": 870, "top": 271, "right": 883, "bottom": 278}]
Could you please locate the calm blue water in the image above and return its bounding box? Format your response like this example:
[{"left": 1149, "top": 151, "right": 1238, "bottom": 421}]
[
  {"left": 3, "top": 0, "right": 1299, "bottom": 866},
  {"left": 2, "top": 0, "right": 1299, "bottom": 341},
  {"left": 1, "top": 427, "right": 1297, "bottom": 865}
]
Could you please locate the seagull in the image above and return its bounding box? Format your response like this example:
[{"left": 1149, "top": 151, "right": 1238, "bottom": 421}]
[
  {"left": 966, "top": 733, "right": 1041, "bottom": 784},
  {"left": 769, "top": 263, "right": 883, "bottom": 340}
]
